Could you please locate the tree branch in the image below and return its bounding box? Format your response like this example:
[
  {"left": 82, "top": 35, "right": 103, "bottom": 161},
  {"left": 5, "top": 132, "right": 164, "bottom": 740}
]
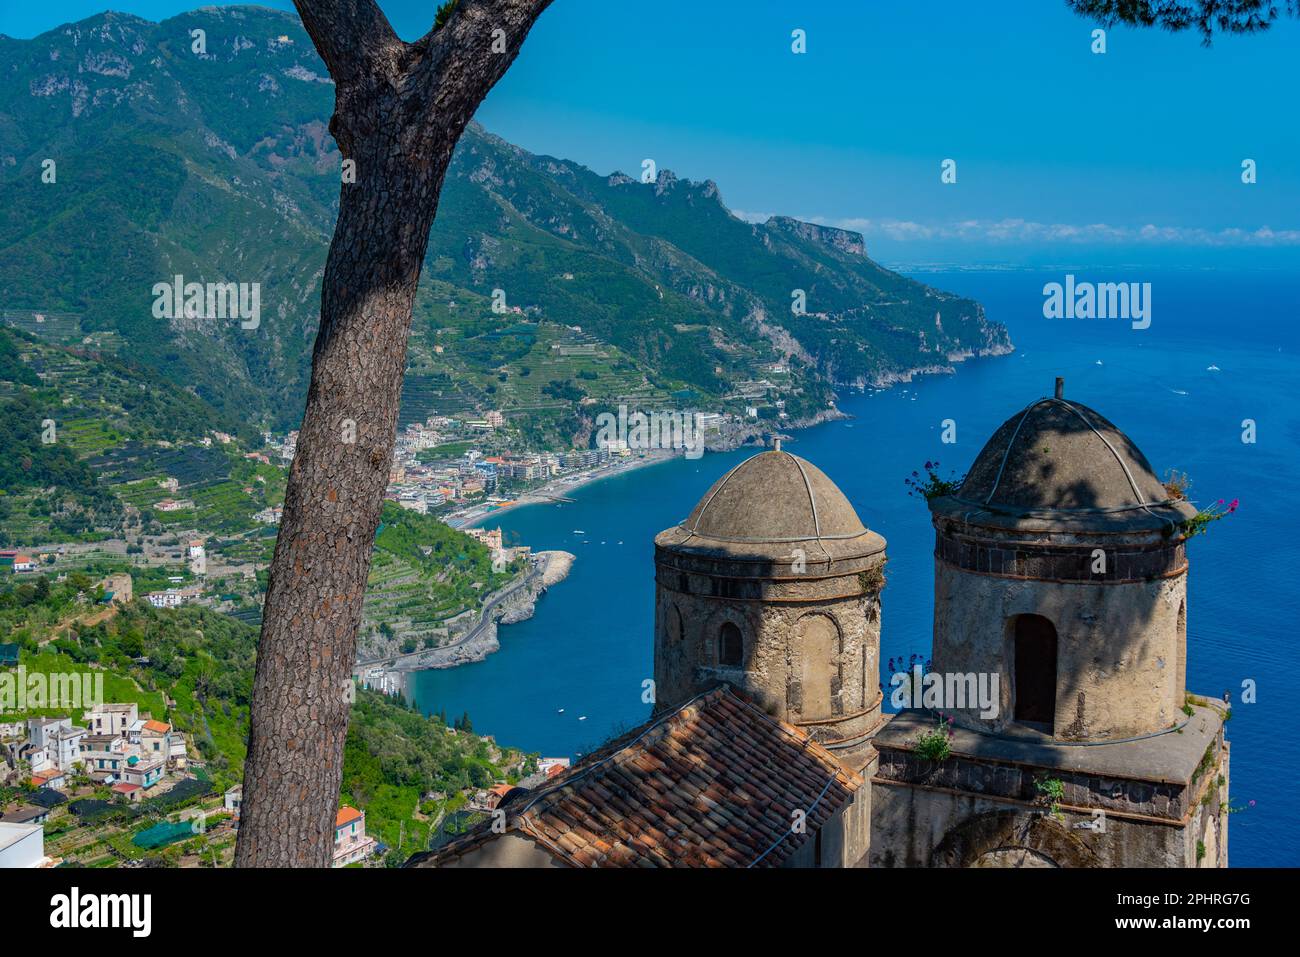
[
  {"left": 1065, "top": 0, "right": 1297, "bottom": 44},
  {"left": 406, "top": 0, "right": 554, "bottom": 145},
  {"left": 291, "top": 0, "right": 404, "bottom": 83}
]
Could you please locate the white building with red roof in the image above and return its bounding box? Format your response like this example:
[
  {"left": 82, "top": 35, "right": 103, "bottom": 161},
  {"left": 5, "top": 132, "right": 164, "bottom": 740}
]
[{"left": 333, "top": 806, "right": 377, "bottom": 867}]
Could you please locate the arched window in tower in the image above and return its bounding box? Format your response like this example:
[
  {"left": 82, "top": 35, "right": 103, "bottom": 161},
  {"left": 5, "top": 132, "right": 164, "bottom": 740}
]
[
  {"left": 795, "top": 614, "right": 840, "bottom": 721},
  {"left": 1012, "top": 614, "right": 1057, "bottom": 732},
  {"left": 719, "top": 621, "right": 743, "bottom": 667},
  {"left": 667, "top": 604, "right": 683, "bottom": 643}
]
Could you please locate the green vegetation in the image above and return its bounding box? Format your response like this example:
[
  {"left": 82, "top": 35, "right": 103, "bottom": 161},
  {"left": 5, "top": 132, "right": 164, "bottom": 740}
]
[
  {"left": 914, "top": 717, "right": 953, "bottom": 762},
  {"left": 904, "top": 460, "right": 965, "bottom": 502},
  {"left": 1, "top": 589, "right": 534, "bottom": 865},
  {"left": 1034, "top": 776, "right": 1066, "bottom": 819},
  {"left": 1181, "top": 498, "right": 1239, "bottom": 539},
  {"left": 4, "top": 602, "right": 253, "bottom": 789},
  {"left": 361, "top": 502, "right": 524, "bottom": 648},
  {"left": 343, "top": 688, "right": 525, "bottom": 864}
]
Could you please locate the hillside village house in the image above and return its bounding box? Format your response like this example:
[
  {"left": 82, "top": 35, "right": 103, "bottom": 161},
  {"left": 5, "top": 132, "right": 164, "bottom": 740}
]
[
  {"left": 0, "top": 551, "right": 37, "bottom": 573},
  {"left": 122, "top": 757, "right": 164, "bottom": 790},
  {"left": 79, "top": 735, "right": 129, "bottom": 782},
  {"left": 145, "top": 590, "right": 185, "bottom": 609},
  {"left": 224, "top": 785, "right": 242, "bottom": 820},
  {"left": 26, "top": 718, "right": 87, "bottom": 772},
  {"left": 26, "top": 717, "right": 65, "bottom": 750},
  {"left": 111, "top": 782, "right": 143, "bottom": 803},
  {"left": 139, "top": 720, "right": 171, "bottom": 760},
  {"left": 28, "top": 769, "right": 65, "bottom": 791},
  {"left": 169, "top": 734, "right": 188, "bottom": 769},
  {"left": 333, "top": 806, "right": 377, "bottom": 867},
  {"left": 84, "top": 702, "right": 138, "bottom": 737},
  {"left": 17, "top": 745, "right": 51, "bottom": 774},
  {"left": 98, "top": 573, "right": 133, "bottom": 605}
]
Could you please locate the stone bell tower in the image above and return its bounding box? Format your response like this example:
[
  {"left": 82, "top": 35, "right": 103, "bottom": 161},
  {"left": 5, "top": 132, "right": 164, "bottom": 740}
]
[
  {"left": 871, "top": 381, "right": 1230, "bottom": 868},
  {"left": 652, "top": 445, "right": 888, "bottom": 774}
]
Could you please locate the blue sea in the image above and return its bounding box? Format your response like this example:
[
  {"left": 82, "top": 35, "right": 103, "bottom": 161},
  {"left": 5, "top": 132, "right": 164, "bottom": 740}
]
[{"left": 411, "top": 269, "right": 1300, "bottom": 867}]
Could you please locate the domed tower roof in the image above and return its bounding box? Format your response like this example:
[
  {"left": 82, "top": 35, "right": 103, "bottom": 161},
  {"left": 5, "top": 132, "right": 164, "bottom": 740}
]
[
  {"left": 933, "top": 381, "right": 1196, "bottom": 532},
  {"left": 656, "top": 448, "right": 885, "bottom": 562}
]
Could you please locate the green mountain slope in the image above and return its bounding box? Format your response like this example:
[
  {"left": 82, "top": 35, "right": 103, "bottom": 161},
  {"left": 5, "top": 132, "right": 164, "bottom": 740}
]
[{"left": 0, "top": 6, "right": 1011, "bottom": 439}]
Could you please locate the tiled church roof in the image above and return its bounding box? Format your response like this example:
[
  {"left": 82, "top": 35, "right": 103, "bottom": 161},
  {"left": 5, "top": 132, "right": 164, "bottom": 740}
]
[{"left": 412, "top": 686, "right": 863, "bottom": 868}]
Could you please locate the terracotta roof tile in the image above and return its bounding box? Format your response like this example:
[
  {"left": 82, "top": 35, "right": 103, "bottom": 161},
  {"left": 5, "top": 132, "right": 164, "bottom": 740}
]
[
  {"left": 335, "top": 806, "right": 363, "bottom": 828},
  {"left": 414, "top": 686, "right": 863, "bottom": 868}
]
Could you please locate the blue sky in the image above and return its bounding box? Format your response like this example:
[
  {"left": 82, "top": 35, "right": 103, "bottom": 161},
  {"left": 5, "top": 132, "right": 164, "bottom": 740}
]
[{"left": 3, "top": 0, "right": 1298, "bottom": 266}]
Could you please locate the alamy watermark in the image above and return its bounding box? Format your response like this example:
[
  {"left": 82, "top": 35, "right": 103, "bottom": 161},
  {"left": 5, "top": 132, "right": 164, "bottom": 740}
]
[
  {"left": 593, "top": 404, "right": 705, "bottom": 459},
  {"left": 1043, "top": 274, "right": 1150, "bottom": 330},
  {"left": 152, "top": 274, "right": 260, "bottom": 329},
  {"left": 890, "top": 664, "right": 1000, "bottom": 719},
  {"left": 0, "top": 667, "right": 103, "bottom": 714}
]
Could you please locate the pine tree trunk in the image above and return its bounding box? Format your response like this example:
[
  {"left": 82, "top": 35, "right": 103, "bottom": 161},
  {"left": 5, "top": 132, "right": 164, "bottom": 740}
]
[
  {"left": 234, "top": 0, "right": 552, "bottom": 868},
  {"left": 235, "top": 148, "right": 442, "bottom": 868}
]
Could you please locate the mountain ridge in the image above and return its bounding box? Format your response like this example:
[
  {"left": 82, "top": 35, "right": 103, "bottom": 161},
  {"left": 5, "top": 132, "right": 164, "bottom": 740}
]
[{"left": 0, "top": 5, "right": 1012, "bottom": 441}]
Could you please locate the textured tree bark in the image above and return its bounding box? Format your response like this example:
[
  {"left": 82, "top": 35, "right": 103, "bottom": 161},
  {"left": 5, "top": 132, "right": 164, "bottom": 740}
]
[{"left": 236, "top": 0, "right": 551, "bottom": 868}]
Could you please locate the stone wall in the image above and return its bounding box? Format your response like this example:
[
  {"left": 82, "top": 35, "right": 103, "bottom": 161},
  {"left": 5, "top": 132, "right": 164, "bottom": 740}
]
[
  {"left": 870, "top": 739, "right": 1228, "bottom": 868},
  {"left": 931, "top": 557, "right": 1187, "bottom": 740},
  {"left": 782, "top": 756, "right": 874, "bottom": 868},
  {"left": 653, "top": 551, "right": 885, "bottom": 767}
]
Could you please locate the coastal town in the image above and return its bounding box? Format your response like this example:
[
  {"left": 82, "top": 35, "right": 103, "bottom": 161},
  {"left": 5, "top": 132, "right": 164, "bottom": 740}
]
[{"left": 274, "top": 402, "right": 767, "bottom": 528}]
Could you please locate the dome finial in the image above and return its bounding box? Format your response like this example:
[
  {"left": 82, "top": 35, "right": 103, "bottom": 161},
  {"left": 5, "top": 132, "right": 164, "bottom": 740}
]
[
  {"left": 1054, "top": 376, "right": 1064, "bottom": 400},
  {"left": 774, "top": 437, "right": 782, "bottom": 452}
]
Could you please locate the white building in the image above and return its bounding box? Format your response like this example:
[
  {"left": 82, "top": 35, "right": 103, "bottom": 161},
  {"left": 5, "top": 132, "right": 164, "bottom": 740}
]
[
  {"left": 224, "top": 785, "right": 242, "bottom": 819},
  {"left": 333, "top": 806, "right": 377, "bottom": 867},
  {"left": 83, "top": 702, "right": 138, "bottom": 737},
  {"left": 0, "top": 822, "right": 52, "bottom": 868},
  {"left": 49, "top": 725, "right": 87, "bottom": 771},
  {"left": 26, "top": 717, "right": 68, "bottom": 750}
]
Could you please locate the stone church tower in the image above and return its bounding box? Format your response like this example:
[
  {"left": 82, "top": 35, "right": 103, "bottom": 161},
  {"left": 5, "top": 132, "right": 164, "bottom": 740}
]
[
  {"left": 871, "top": 381, "right": 1230, "bottom": 867},
  {"left": 653, "top": 445, "right": 887, "bottom": 774}
]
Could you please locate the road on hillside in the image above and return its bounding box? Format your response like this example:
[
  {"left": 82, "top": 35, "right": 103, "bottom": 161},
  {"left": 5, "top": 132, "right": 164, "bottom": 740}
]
[{"left": 353, "top": 563, "right": 543, "bottom": 672}]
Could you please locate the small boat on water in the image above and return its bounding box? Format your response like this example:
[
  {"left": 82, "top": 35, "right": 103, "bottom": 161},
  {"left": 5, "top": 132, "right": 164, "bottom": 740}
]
[
  {"left": 557, "top": 708, "right": 564, "bottom": 714},
  {"left": 1207, "top": 364, "right": 1221, "bottom": 372},
  {"left": 578, "top": 716, "right": 587, "bottom": 721},
  {"left": 573, "top": 529, "right": 585, "bottom": 535}
]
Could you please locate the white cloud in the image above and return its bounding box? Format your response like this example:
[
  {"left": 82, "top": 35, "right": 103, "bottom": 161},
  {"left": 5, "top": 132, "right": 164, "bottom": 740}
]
[{"left": 803, "top": 216, "right": 1300, "bottom": 247}]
